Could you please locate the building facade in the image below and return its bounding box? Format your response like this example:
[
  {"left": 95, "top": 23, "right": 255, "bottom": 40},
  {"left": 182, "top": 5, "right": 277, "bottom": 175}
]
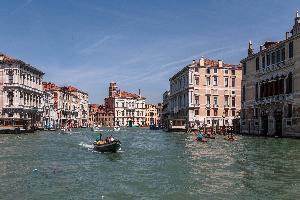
[
  {"left": 241, "top": 13, "right": 300, "bottom": 137},
  {"left": 0, "top": 53, "right": 44, "bottom": 128},
  {"left": 145, "top": 104, "right": 161, "bottom": 126},
  {"left": 43, "top": 90, "right": 57, "bottom": 129},
  {"left": 43, "top": 82, "right": 89, "bottom": 128},
  {"left": 167, "top": 57, "right": 241, "bottom": 130},
  {"left": 88, "top": 104, "right": 114, "bottom": 127},
  {"left": 105, "top": 82, "right": 146, "bottom": 127}
]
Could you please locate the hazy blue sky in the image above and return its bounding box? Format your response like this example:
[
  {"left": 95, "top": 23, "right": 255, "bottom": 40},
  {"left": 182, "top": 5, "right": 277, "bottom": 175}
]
[{"left": 0, "top": 0, "right": 299, "bottom": 103}]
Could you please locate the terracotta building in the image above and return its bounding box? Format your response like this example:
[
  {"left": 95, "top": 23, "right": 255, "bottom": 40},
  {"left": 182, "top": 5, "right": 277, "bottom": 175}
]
[
  {"left": 88, "top": 104, "right": 114, "bottom": 127},
  {"left": 240, "top": 12, "right": 300, "bottom": 137},
  {"left": 166, "top": 57, "right": 241, "bottom": 131}
]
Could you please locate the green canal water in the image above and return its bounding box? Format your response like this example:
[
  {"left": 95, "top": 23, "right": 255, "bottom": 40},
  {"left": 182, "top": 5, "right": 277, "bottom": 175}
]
[{"left": 0, "top": 128, "right": 299, "bottom": 200}]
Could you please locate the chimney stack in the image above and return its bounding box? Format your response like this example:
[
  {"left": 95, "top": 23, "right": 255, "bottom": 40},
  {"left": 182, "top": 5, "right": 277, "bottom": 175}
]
[
  {"left": 260, "top": 45, "right": 263, "bottom": 51},
  {"left": 286, "top": 32, "right": 289, "bottom": 40},
  {"left": 218, "top": 60, "right": 223, "bottom": 68},
  {"left": 199, "top": 57, "right": 205, "bottom": 67}
]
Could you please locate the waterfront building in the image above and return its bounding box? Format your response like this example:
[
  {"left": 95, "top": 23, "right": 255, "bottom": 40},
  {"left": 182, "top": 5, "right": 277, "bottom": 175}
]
[
  {"left": 43, "top": 90, "right": 57, "bottom": 129},
  {"left": 105, "top": 82, "right": 146, "bottom": 127},
  {"left": 43, "top": 82, "right": 89, "bottom": 128},
  {"left": 166, "top": 57, "right": 241, "bottom": 131},
  {"left": 240, "top": 12, "right": 300, "bottom": 137},
  {"left": 161, "top": 91, "right": 170, "bottom": 130},
  {"left": 88, "top": 104, "right": 114, "bottom": 127},
  {"left": 145, "top": 103, "right": 161, "bottom": 126},
  {"left": 0, "top": 53, "right": 44, "bottom": 128}
]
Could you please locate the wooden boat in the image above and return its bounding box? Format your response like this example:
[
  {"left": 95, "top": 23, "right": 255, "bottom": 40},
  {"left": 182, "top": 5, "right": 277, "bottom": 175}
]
[{"left": 93, "top": 140, "right": 121, "bottom": 153}]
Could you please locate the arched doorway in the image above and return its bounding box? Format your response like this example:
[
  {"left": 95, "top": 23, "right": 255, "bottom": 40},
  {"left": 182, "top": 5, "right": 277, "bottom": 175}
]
[{"left": 274, "top": 110, "right": 283, "bottom": 137}]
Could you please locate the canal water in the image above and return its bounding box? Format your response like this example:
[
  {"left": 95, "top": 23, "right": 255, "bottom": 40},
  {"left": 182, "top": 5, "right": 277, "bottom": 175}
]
[{"left": 0, "top": 128, "right": 299, "bottom": 200}]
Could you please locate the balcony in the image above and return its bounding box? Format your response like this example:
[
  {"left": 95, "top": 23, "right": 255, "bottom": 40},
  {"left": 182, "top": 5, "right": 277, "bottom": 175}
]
[{"left": 213, "top": 104, "right": 218, "bottom": 108}]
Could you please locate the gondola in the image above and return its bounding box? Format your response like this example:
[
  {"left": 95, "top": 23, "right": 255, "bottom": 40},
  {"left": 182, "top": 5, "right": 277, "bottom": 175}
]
[{"left": 93, "top": 140, "right": 121, "bottom": 153}]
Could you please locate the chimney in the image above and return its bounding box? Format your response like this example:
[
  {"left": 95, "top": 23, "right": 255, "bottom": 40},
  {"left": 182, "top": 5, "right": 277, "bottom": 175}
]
[
  {"left": 199, "top": 57, "right": 205, "bottom": 67},
  {"left": 218, "top": 60, "right": 223, "bottom": 68},
  {"left": 286, "top": 32, "right": 289, "bottom": 40},
  {"left": 260, "top": 45, "right": 263, "bottom": 51},
  {"left": 138, "top": 89, "right": 141, "bottom": 97}
]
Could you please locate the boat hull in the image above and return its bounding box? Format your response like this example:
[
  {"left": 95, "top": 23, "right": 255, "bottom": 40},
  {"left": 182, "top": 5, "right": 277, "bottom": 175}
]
[{"left": 93, "top": 141, "right": 121, "bottom": 153}]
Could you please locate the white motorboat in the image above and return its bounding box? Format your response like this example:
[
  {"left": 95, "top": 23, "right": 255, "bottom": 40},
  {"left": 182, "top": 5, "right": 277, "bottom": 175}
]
[
  {"left": 113, "top": 125, "right": 120, "bottom": 132},
  {"left": 91, "top": 127, "right": 102, "bottom": 132}
]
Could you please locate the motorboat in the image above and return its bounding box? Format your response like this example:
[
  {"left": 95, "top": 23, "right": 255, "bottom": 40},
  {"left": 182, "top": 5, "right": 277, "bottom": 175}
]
[
  {"left": 91, "top": 127, "right": 102, "bottom": 132},
  {"left": 93, "top": 140, "right": 121, "bottom": 153},
  {"left": 113, "top": 125, "right": 120, "bottom": 131}
]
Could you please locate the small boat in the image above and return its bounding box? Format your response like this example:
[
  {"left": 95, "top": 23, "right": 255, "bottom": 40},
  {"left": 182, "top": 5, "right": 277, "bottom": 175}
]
[
  {"left": 113, "top": 125, "right": 120, "bottom": 132},
  {"left": 91, "top": 127, "right": 102, "bottom": 132},
  {"left": 224, "top": 135, "right": 237, "bottom": 141},
  {"left": 204, "top": 134, "right": 216, "bottom": 139},
  {"left": 195, "top": 138, "right": 208, "bottom": 143},
  {"left": 61, "top": 128, "right": 71, "bottom": 134},
  {"left": 93, "top": 140, "right": 121, "bottom": 153}
]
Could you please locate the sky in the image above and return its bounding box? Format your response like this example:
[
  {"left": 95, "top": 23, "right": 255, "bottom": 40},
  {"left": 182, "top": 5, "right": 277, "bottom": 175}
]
[{"left": 0, "top": 0, "right": 299, "bottom": 104}]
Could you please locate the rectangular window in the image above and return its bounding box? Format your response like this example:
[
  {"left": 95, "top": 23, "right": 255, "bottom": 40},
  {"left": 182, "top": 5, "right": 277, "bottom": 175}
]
[
  {"left": 242, "top": 85, "right": 246, "bottom": 102},
  {"left": 195, "top": 96, "right": 199, "bottom": 105},
  {"left": 206, "top": 77, "right": 210, "bottom": 86},
  {"left": 267, "top": 54, "right": 270, "bottom": 66},
  {"left": 214, "top": 109, "right": 218, "bottom": 116},
  {"left": 255, "top": 82, "right": 258, "bottom": 100},
  {"left": 232, "top": 110, "right": 235, "bottom": 116},
  {"left": 206, "top": 68, "right": 210, "bottom": 74},
  {"left": 195, "top": 77, "right": 199, "bottom": 85},
  {"left": 288, "top": 104, "right": 292, "bottom": 118},
  {"left": 232, "top": 78, "right": 235, "bottom": 87},
  {"left": 207, "top": 110, "right": 210, "bottom": 116},
  {"left": 213, "top": 96, "right": 218, "bottom": 105},
  {"left": 262, "top": 56, "right": 266, "bottom": 68},
  {"left": 195, "top": 67, "right": 199, "bottom": 72},
  {"left": 256, "top": 57, "right": 259, "bottom": 71},
  {"left": 213, "top": 76, "right": 218, "bottom": 86},
  {"left": 224, "top": 69, "right": 228, "bottom": 74},
  {"left": 271, "top": 52, "right": 275, "bottom": 64},
  {"left": 281, "top": 48, "right": 285, "bottom": 61},
  {"left": 206, "top": 96, "right": 210, "bottom": 105},
  {"left": 224, "top": 96, "right": 229, "bottom": 107},
  {"left": 289, "top": 42, "right": 293, "bottom": 58},
  {"left": 214, "top": 68, "right": 218, "bottom": 74},
  {"left": 224, "top": 77, "right": 228, "bottom": 87},
  {"left": 276, "top": 50, "right": 280, "bottom": 63},
  {"left": 195, "top": 109, "right": 199, "bottom": 115},
  {"left": 231, "top": 70, "right": 235, "bottom": 75}
]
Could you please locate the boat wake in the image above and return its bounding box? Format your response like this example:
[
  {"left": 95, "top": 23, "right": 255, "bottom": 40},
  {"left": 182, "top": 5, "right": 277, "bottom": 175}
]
[{"left": 79, "top": 142, "right": 94, "bottom": 150}]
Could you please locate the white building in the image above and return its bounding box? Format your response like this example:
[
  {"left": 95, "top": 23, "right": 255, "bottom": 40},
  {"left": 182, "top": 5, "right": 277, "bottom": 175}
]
[
  {"left": 0, "top": 53, "right": 44, "bottom": 128},
  {"left": 105, "top": 82, "right": 146, "bottom": 127},
  {"left": 43, "top": 91, "right": 57, "bottom": 129}
]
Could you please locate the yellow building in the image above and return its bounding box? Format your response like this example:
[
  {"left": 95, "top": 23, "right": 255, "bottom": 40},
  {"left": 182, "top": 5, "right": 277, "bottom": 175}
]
[{"left": 145, "top": 104, "right": 161, "bottom": 126}]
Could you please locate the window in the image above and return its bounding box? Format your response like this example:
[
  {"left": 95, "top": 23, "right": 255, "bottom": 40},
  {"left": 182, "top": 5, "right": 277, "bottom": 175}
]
[
  {"left": 207, "top": 120, "right": 211, "bottom": 124},
  {"left": 225, "top": 110, "right": 228, "bottom": 117},
  {"left": 288, "top": 104, "right": 292, "bottom": 118},
  {"left": 8, "top": 92, "right": 13, "bottom": 106},
  {"left": 232, "top": 97, "right": 235, "bottom": 107},
  {"left": 256, "top": 57, "right": 259, "bottom": 71},
  {"left": 214, "top": 109, "right": 218, "bottom": 116},
  {"left": 232, "top": 110, "right": 235, "bottom": 116},
  {"left": 281, "top": 48, "right": 285, "bottom": 61},
  {"left": 206, "top": 77, "right": 210, "bottom": 86},
  {"left": 214, "top": 68, "right": 218, "bottom": 74},
  {"left": 195, "top": 96, "right": 199, "bottom": 105},
  {"left": 262, "top": 56, "right": 266, "bottom": 68},
  {"left": 232, "top": 78, "right": 236, "bottom": 87},
  {"left": 224, "top": 69, "right": 228, "bottom": 74},
  {"left": 289, "top": 42, "right": 293, "bottom": 58},
  {"left": 224, "top": 77, "right": 228, "bottom": 87},
  {"left": 195, "top": 67, "right": 199, "bottom": 72},
  {"left": 266, "top": 54, "right": 270, "bottom": 66},
  {"left": 213, "top": 76, "right": 218, "bottom": 86},
  {"left": 206, "top": 96, "right": 210, "bottom": 105},
  {"left": 271, "top": 52, "right": 275, "bottom": 64},
  {"left": 224, "top": 96, "right": 229, "bottom": 107},
  {"left": 286, "top": 73, "right": 293, "bottom": 94},
  {"left": 243, "top": 62, "right": 246, "bottom": 75},
  {"left": 207, "top": 110, "right": 210, "bottom": 116},
  {"left": 195, "top": 77, "right": 199, "bottom": 85},
  {"left": 195, "top": 110, "right": 199, "bottom": 115},
  {"left": 231, "top": 70, "right": 235, "bottom": 75},
  {"left": 276, "top": 50, "right": 280, "bottom": 63},
  {"left": 213, "top": 96, "right": 218, "bottom": 105},
  {"left": 206, "top": 68, "right": 210, "bottom": 74}
]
